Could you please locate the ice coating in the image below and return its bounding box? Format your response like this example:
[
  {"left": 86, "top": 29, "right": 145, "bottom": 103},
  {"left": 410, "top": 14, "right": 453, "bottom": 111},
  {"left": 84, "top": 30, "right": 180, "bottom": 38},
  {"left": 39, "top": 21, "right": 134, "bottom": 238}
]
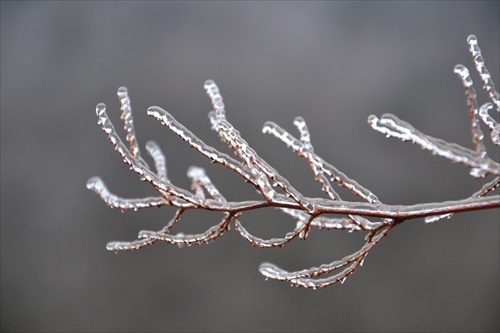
[
  {"left": 259, "top": 226, "right": 392, "bottom": 289},
  {"left": 426, "top": 176, "right": 500, "bottom": 223},
  {"left": 289, "top": 117, "right": 385, "bottom": 230},
  {"left": 263, "top": 120, "right": 380, "bottom": 203},
  {"left": 293, "top": 117, "right": 340, "bottom": 201},
  {"left": 88, "top": 35, "right": 499, "bottom": 288},
  {"left": 145, "top": 140, "right": 169, "bottom": 182},
  {"left": 479, "top": 103, "right": 500, "bottom": 145},
  {"left": 368, "top": 113, "right": 500, "bottom": 177},
  {"left": 453, "top": 64, "right": 487, "bottom": 158},
  {"left": 147, "top": 106, "right": 258, "bottom": 191},
  {"left": 138, "top": 221, "right": 228, "bottom": 247},
  {"left": 279, "top": 207, "right": 376, "bottom": 232},
  {"left": 107, "top": 211, "right": 231, "bottom": 251},
  {"left": 204, "top": 81, "right": 315, "bottom": 213},
  {"left": 94, "top": 102, "right": 202, "bottom": 206},
  {"left": 187, "top": 166, "right": 227, "bottom": 203},
  {"left": 234, "top": 218, "right": 305, "bottom": 248},
  {"left": 293, "top": 116, "right": 313, "bottom": 151},
  {"left": 86, "top": 176, "right": 166, "bottom": 210},
  {"left": 467, "top": 35, "right": 500, "bottom": 111},
  {"left": 117, "top": 87, "right": 146, "bottom": 165},
  {"left": 204, "top": 82, "right": 276, "bottom": 199},
  {"left": 106, "top": 238, "right": 156, "bottom": 252},
  {"left": 259, "top": 226, "right": 392, "bottom": 288},
  {"left": 269, "top": 116, "right": 383, "bottom": 229},
  {"left": 207, "top": 109, "right": 275, "bottom": 197}
]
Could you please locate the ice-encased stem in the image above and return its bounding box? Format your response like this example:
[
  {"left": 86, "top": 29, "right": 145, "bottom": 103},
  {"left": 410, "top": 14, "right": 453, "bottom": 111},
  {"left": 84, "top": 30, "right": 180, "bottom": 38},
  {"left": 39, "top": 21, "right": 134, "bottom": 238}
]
[
  {"left": 293, "top": 116, "right": 340, "bottom": 201},
  {"left": 147, "top": 106, "right": 256, "bottom": 193},
  {"left": 259, "top": 226, "right": 392, "bottom": 288},
  {"left": 95, "top": 103, "right": 201, "bottom": 206},
  {"left": 204, "top": 80, "right": 316, "bottom": 213},
  {"left": 453, "top": 64, "right": 487, "bottom": 158},
  {"left": 368, "top": 113, "right": 500, "bottom": 177},
  {"left": 86, "top": 176, "right": 166, "bottom": 211},
  {"left": 467, "top": 35, "right": 500, "bottom": 111},
  {"left": 117, "top": 87, "right": 148, "bottom": 167},
  {"left": 263, "top": 120, "right": 380, "bottom": 204},
  {"left": 145, "top": 141, "right": 169, "bottom": 182}
]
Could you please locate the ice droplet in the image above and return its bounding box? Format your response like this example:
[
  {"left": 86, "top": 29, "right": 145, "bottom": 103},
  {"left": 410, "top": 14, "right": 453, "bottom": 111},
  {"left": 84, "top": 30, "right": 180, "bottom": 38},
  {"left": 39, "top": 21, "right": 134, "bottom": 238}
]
[
  {"left": 187, "top": 166, "right": 204, "bottom": 179},
  {"left": 214, "top": 100, "right": 224, "bottom": 110},
  {"left": 96, "top": 103, "right": 106, "bottom": 115},
  {"left": 469, "top": 167, "right": 485, "bottom": 178},
  {"left": 204, "top": 79, "right": 216, "bottom": 89},
  {"left": 366, "top": 193, "right": 379, "bottom": 204},
  {"left": 467, "top": 34, "right": 477, "bottom": 44},
  {"left": 117, "top": 86, "right": 128, "bottom": 96},
  {"left": 305, "top": 281, "right": 315, "bottom": 289},
  {"left": 86, "top": 176, "right": 100, "bottom": 190},
  {"left": 492, "top": 127, "right": 500, "bottom": 145},
  {"left": 367, "top": 115, "right": 378, "bottom": 125},
  {"left": 453, "top": 64, "right": 469, "bottom": 77},
  {"left": 425, "top": 216, "right": 439, "bottom": 223}
]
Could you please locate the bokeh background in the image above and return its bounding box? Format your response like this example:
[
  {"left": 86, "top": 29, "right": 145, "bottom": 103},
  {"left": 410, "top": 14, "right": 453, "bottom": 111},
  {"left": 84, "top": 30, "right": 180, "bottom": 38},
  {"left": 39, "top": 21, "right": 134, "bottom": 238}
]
[{"left": 1, "top": 1, "right": 499, "bottom": 332}]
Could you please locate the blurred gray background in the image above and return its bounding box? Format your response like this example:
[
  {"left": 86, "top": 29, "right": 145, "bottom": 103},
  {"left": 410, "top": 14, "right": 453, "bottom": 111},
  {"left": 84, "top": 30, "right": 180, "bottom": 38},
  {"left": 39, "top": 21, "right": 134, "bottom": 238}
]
[{"left": 1, "top": 1, "right": 499, "bottom": 332}]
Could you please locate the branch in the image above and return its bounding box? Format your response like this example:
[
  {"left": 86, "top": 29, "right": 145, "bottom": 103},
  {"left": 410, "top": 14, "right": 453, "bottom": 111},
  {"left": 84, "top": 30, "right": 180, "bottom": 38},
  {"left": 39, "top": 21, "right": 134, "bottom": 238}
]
[{"left": 88, "top": 35, "right": 499, "bottom": 289}]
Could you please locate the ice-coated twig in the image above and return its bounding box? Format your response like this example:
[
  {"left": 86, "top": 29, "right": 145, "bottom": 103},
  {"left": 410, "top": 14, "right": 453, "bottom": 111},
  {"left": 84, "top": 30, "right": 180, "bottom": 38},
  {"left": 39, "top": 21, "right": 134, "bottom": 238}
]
[
  {"left": 147, "top": 106, "right": 261, "bottom": 195},
  {"left": 479, "top": 103, "right": 500, "bottom": 145},
  {"left": 89, "top": 35, "right": 499, "bottom": 288},
  {"left": 273, "top": 116, "right": 382, "bottom": 232},
  {"left": 292, "top": 117, "right": 386, "bottom": 232},
  {"left": 138, "top": 214, "right": 231, "bottom": 248},
  {"left": 467, "top": 35, "right": 500, "bottom": 145},
  {"left": 369, "top": 35, "right": 500, "bottom": 179},
  {"left": 293, "top": 116, "right": 340, "bottom": 201},
  {"left": 425, "top": 176, "right": 500, "bottom": 223},
  {"left": 145, "top": 141, "right": 169, "bottom": 183},
  {"left": 467, "top": 35, "right": 500, "bottom": 111},
  {"left": 118, "top": 86, "right": 149, "bottom": 167},
  {"left": 106, "top": 208, "right": 184, "bottom": 252},
  {"left": 368, "top": 113, "right": 500, "bottom": 177},
  {"left": 86, "top": 176, "right": 167, "bottom": 211},
  {"left": 287, "top": 116, "right": 385, "bottom": 231},
  {"left": 453, "top": 64, "right": 487, "bottom": 158},
  {"left": 263, "top": 120, "right": 380, "bottom": 203},
  {"left": 259, "top": 225, "right": 393, "bottom": 289},
  {"left": 235, "top": 214, "right": 316, "bottom": 248},
  {"left": 204, "top": 80, "right": 315, "bottom": 213},
  {"left": 93, "top": 103, "right": 204, "bottom": 206}
]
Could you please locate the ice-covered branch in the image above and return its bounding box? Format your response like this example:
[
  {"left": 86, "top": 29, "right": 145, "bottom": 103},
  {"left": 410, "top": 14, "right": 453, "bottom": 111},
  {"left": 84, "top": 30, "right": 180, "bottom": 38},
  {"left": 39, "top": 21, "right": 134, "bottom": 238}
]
[{"left": 88, "top": 35, "right": 499, "bottom": 289}]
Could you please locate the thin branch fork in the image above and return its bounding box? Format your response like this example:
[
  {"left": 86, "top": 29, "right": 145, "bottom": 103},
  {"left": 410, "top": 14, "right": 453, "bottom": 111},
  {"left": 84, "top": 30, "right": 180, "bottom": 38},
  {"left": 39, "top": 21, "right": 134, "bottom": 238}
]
[{"left": 88, "top": 35, "right": 499, "bottom": 289}]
